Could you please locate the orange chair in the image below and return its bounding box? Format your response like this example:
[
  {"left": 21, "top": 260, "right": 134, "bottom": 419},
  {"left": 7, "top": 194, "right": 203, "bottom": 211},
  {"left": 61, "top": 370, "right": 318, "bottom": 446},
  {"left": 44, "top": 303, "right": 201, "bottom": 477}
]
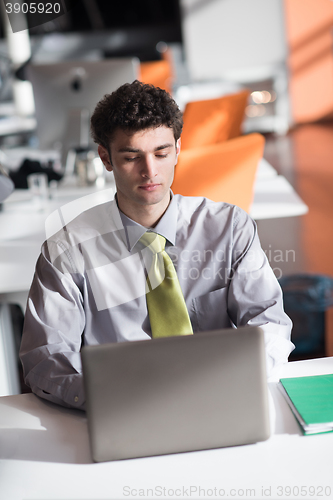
[
  {"left": 139, "top": 59, "right": 173, "bottom": 94},
  {"left": 181, "top": 90, "right": 250, "bottom": 151},
  {"left": 172, "top": 133, "right": 264, "bottom": 213}
]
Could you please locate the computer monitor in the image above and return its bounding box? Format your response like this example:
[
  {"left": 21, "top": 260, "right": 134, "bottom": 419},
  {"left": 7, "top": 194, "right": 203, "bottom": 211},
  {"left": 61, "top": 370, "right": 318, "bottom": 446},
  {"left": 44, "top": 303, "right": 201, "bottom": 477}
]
[{"left": 27, "top": 58, "right": 139, "bottom": 153}]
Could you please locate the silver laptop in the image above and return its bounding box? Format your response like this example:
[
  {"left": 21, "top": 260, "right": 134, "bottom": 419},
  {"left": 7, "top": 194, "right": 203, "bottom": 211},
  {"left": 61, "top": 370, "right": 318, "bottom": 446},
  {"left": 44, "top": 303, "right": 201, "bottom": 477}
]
[{"left": 81, "top": 326, "right": 270, "bottom": 462}]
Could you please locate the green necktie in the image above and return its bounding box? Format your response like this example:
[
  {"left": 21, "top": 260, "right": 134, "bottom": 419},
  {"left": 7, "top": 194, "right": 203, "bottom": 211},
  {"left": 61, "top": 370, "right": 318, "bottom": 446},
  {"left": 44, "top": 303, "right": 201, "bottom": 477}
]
[{"left": 140, "top": 232, "right": 193, "bottom": 338}]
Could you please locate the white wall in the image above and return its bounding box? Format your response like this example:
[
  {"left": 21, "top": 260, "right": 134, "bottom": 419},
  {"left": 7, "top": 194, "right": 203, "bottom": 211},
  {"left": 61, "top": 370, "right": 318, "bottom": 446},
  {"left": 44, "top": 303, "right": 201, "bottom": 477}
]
[{"left": 181, "top": 0, "right": 288, "bottom": 82}]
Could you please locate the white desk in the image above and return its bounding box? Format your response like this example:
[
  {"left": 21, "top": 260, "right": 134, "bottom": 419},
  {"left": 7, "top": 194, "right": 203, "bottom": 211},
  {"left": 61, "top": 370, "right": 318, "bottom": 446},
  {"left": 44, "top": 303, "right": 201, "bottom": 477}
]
[
  {"left": 0, "top": 116, "right": 36, "bottom": 137},
  {"left": 0, "top": 183, "right": 116, "bottom": 302},
  {"left": 0, "top": 357, "right": 332, "bottom": 500},
  {"left": 250, "top": 159, "right": 308, "bottom": 220}
]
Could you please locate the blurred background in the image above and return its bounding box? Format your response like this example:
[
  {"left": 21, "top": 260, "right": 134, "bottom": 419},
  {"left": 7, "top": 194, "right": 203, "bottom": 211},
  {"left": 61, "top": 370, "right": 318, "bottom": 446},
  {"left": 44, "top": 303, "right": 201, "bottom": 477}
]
[{"left": 0, "top": 0, "right": 333, "bottom": 396}]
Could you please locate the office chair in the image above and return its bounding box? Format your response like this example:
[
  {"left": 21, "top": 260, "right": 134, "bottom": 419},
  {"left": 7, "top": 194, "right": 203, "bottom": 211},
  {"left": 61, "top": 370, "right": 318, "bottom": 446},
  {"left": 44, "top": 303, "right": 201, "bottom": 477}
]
[
  {"left": 139, "top": 58, "right": 173, "bottom": 94},
  {"left": 180, "top": 90, "right": 250, "bottom": 151},
  {"left": 172, "top": 133, "right": 264, "bottom": 213}
]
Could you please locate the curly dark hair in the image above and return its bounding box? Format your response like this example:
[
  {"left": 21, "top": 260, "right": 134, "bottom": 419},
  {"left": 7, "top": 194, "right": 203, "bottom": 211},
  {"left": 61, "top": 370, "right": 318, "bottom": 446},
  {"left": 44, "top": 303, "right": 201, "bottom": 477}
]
[{"left": 90, "top": 80, "right": 183, "bottom": 149}]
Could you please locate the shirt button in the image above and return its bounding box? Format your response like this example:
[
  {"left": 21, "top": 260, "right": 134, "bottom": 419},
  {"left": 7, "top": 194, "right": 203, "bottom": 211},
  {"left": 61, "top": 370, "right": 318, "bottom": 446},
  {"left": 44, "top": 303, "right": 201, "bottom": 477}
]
[{"left": 74, "top": 396, "right": 79, "bottom": 403}]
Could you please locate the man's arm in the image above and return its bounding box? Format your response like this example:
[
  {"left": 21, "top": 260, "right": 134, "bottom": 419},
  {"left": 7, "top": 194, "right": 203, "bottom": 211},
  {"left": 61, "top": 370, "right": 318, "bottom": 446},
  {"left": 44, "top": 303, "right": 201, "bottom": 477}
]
[
  {"left": 227, "top": 209, "right": 294, "bottom": 374},
  {"left": 20, "top": 241, "right": 86, "bottom": 409}
]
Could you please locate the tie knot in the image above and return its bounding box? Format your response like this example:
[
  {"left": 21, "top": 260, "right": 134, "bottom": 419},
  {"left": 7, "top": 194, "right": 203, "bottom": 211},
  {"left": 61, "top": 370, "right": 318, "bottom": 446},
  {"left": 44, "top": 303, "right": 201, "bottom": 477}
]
[{"left": 140, "top": 232, "right": 166, "bottom": 254}]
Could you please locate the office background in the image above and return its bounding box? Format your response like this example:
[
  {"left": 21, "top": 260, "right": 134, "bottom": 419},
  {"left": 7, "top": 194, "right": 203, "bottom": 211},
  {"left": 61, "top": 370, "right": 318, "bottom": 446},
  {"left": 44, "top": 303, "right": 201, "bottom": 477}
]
[{"left": 0, "top": 0, "right": 333, "bottom": 396}]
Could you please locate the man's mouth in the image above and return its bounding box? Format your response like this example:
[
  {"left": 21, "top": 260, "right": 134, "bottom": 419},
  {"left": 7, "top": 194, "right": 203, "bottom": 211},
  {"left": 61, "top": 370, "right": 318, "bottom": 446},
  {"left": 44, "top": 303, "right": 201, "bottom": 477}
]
[{"left": 138, "top": 184, "right": 161, "bottom": 191}]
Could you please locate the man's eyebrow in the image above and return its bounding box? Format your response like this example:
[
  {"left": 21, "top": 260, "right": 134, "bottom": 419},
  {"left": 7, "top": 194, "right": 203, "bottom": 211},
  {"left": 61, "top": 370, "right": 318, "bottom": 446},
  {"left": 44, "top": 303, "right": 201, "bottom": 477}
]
[
  {"left": 154, "top": 143, "right": 174, "bottom": 151},
  {"left": 117, "top": 143, "right": 174, "bottom": 153},
  {"left": 117, "top": 147, "right": 140, "bottom": 153}
]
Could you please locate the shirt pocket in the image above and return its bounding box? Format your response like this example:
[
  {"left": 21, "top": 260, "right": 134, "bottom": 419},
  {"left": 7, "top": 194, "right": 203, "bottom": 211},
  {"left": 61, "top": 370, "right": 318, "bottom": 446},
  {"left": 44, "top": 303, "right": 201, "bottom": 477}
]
[{"left": 191, "top": 286, "right": 232, "bottom": 332}]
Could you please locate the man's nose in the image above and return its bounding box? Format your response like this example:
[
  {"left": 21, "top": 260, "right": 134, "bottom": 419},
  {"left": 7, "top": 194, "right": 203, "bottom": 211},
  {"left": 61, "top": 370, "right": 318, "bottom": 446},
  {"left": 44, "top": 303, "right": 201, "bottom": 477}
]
[{"left": 141, "top": 155, "right": 157, "bottom": 178}]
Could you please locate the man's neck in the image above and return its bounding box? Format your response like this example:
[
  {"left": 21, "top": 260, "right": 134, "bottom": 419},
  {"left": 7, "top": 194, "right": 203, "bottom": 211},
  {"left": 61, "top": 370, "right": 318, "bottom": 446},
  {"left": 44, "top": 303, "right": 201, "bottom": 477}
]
[{"left": 116, "top": 192, "right": 171, "bottom": 228}]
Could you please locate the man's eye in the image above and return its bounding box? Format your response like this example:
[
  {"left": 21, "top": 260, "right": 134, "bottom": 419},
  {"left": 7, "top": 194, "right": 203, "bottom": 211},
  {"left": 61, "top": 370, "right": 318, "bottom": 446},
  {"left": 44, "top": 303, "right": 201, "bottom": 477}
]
[
  {"left": 125, "top": 157, "right": 138, "bottom": 162},
  {"left": 156, "top": 154, "right": 168, "bottom": 159}
]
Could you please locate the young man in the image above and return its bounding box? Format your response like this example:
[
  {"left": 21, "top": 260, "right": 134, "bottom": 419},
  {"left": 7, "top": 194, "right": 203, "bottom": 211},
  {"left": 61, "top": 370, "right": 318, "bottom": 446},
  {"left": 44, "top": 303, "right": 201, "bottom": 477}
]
[{"left": 20, "top": 81, "right": 293, "bottom": 409}]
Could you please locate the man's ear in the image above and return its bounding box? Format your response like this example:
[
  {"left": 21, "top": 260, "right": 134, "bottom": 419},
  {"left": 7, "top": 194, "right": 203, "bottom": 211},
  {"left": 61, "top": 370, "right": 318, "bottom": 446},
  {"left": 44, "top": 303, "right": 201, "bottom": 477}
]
[
  {"left": 98, "top": 145, "right": 113, "bottom": 171},
  {"left": 175, "top": 138, "right": 181, "bottom": 165}
]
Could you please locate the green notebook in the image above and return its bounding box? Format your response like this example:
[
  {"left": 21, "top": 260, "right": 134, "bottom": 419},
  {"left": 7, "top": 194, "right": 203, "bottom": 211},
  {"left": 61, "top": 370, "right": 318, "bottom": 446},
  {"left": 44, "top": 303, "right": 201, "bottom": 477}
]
[{"left": 279, "top": 374, "right": 333, "bottom": 435}]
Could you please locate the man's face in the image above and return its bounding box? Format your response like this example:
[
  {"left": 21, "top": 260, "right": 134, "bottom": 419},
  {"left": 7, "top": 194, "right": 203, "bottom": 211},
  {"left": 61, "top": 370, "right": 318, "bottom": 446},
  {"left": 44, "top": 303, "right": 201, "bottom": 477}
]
[{"left": 98, "top": 126, "right": 180, "bottom": 222}]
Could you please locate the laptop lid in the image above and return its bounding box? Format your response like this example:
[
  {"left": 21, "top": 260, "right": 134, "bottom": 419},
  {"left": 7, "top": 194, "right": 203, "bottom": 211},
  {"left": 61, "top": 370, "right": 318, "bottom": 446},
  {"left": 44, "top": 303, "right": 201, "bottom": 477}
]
[{"left": 81, "top": 326, "right": 270, "bottom": 462}]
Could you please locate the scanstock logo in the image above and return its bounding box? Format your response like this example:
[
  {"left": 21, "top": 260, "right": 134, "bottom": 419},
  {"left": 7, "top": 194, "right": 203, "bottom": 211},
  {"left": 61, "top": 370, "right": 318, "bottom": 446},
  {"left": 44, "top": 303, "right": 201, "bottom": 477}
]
[{"left": 2, "top": 0, "right": 79, "bottom": 33}]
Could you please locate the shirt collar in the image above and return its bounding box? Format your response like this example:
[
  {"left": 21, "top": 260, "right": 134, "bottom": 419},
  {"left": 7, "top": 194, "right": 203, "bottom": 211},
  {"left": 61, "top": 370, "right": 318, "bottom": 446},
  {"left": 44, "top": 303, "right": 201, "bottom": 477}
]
[{"left": 116, "top": 191, "right": 178, "bottom": 251}]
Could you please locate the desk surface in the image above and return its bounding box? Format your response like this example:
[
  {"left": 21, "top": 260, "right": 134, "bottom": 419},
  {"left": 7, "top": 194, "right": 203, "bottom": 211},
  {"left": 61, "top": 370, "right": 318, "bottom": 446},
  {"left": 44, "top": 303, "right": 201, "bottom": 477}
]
[
  {"left": 0, "top": 357, "right": 332, "bottom": 500},
  {"left": 0, "top": 183, "right": 115, "bottom": 299}
]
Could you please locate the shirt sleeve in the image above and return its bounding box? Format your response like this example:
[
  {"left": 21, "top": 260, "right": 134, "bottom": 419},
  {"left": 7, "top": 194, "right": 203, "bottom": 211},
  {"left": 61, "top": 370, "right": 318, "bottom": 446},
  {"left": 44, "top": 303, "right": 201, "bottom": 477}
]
[
  {"left": 19, "top": 239, "right": 86, "bottom": 410},
  {"left": 227, "top": 208, "right": 295, "bottom": 375}
]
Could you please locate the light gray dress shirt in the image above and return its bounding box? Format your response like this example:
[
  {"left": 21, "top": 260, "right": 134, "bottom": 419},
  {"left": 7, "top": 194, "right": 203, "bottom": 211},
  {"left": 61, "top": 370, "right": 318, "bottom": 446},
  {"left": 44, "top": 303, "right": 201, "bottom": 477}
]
[{"left": 20, "top": 193, "right": 294, "bottom": 409}]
